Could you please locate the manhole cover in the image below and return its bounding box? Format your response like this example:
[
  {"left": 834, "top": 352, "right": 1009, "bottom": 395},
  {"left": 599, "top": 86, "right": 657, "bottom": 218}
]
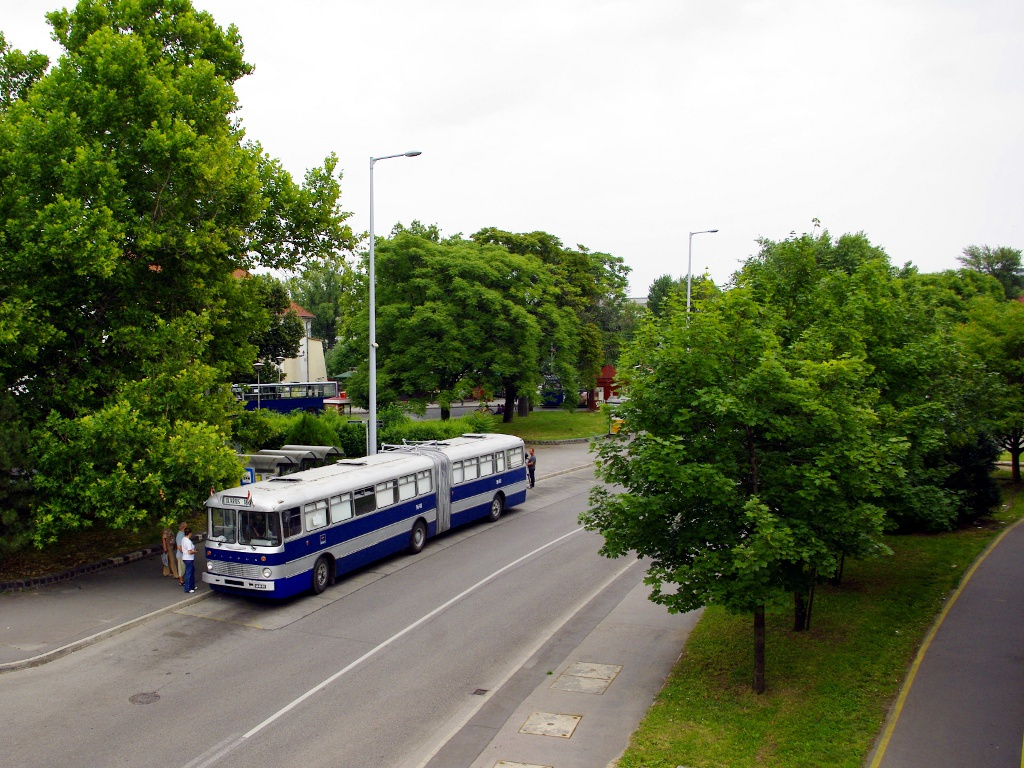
[{"left": 129, "top": 692, "right": 160, "bottom": 705}]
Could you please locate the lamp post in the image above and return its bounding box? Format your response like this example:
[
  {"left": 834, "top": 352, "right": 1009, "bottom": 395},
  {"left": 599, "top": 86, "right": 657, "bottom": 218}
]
[
  {"left": 254, "top": 361, "right": 264, "bottom": 410},
  {"left": 368, "top": 150, "right": 421, "bottom": 455},
  {"left": 687, "top": 229, "right": 719, "bottom": 313}
]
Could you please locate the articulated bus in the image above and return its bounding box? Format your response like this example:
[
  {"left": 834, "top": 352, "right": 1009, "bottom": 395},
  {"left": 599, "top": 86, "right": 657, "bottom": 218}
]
[{"left": 202, "top": 433, "right": 528, "bottom": 598}]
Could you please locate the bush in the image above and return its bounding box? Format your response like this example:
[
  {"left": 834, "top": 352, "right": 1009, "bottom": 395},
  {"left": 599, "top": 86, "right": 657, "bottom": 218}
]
[
  {"left": 285, "top": 412, "right": 342, "bottom": 447},
  {"left": 232, "top": 409, "right": 290, "bottom": 453}
]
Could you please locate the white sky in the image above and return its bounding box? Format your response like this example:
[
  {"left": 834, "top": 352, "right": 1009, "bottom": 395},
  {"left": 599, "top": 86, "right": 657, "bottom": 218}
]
[{"left": 4, "top": 1, "right": 1023, "bottom": 295}]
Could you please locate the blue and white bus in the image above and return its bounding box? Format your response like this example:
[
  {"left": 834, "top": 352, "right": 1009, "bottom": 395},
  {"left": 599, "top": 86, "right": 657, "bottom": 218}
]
[
  {"left": 233, "top": 381, "right": 339, "bottom": 413},
  {"left": 202, "top": 433, "right": 528, "bottom": 598}
]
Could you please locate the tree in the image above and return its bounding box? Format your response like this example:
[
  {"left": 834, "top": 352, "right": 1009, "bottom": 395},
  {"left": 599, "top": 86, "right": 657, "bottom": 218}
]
[
  {"left": 646, "top": 274, "right": 681, "bottom": 317},
  {"left": 0, "top": 0, "right": 354, "bottom": 543},
  {"left": 582, "top": 288, "right": 901, "bottom": 692},
  {"left": 352, "top": 230, "right": 577, "bottom": 420},
  {"left": 647, "top": 273, "right": 719, "bottom": 318},
  {"left": 472, "top": 227, "right": 631, "bottom": 411},
  {"left": 286, "top": 256, "right": 361, "bottom": 350},
  {"left": 31, "top": 314, "right": 243, "bottom": 543},
  {"left": 245, "top": 274, "right": 304, "bottom": 378},
  {"left": 956, "top": 297, "right": 1024, "bottom": 482},
  {"left": 958, "top": 245, "right": 1024, "bottom": 300},
  {"left": 737, "top": 231, "right": 998, "bottom": 532}
]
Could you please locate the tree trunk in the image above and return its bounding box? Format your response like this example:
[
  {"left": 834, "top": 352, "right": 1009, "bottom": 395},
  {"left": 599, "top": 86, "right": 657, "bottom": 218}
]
[
  {"left": 1012, "top": 448, "right": 1021, "bottom": 484},
  {"left": 793, "top": 591, "right": 807, "bottom": 632},
  {"left": 440, "top": 406, "right": 450, "bottom": 421},
  {"left": 793, "top": 578, "right": 817, "bottom": 631},
  {"left": 753, "top": 605, "right": 766, "bottom": 694},
  {"left": 831, "top": 553, "right": 845, "bottom": 586},
  {"left": 502, "top": 383, "right": 517, "bottom": 423},
  {"left": 517, "top": 395, "right": 529, "bottom": 417}
]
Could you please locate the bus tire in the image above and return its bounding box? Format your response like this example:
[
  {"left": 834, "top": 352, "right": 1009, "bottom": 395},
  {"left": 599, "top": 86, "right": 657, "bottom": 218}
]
[
  {"left": 312, "top": 555, "right": 331, "bottom": 595},
  {"left": 488, "top": 493, "right": 504, "bottom": 522},
  {"left": 409, "top": 519, "right": 428, "bottom": 554}
]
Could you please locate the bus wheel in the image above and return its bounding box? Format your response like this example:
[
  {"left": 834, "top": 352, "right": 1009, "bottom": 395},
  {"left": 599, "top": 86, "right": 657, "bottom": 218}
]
[
  {"left": 409, "top": 520, "right": 427, "bottom": 554},
  {"left": 312, "top": 556, "right": 331, "bottom": 595},
  {"left": 488, "top": 494, "right": 504, "bottom": 522}
]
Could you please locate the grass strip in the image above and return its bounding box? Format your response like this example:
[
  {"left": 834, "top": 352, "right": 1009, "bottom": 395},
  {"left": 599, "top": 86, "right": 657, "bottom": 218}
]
[
  {"left": 493, "top": 408, "right": 607, "bottom": 442},
  {"left": 617, "top": 477, "right": 1024, "bottom": 768}
]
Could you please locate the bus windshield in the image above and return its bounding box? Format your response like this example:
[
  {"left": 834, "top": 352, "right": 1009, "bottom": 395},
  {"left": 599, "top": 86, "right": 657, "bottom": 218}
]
[
  {"left": 239, "top": 510, "right": 282, "bottom": 546},
  {"left": 208, "top": 508, "right": 282, "bottom": 546}
]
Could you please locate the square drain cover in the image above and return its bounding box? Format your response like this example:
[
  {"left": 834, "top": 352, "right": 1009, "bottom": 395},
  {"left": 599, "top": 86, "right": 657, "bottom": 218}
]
[
  {"left": 519, "top": 711, "right": 582, "bottom": 738},
  {"left": 551, "top": 661, "right": 623, "bottom": 694}
]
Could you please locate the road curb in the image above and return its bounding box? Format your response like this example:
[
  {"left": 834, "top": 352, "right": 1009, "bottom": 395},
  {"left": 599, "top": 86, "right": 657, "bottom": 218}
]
[{"left": 0, "top": 588, "right": 213, "bottom": 674}]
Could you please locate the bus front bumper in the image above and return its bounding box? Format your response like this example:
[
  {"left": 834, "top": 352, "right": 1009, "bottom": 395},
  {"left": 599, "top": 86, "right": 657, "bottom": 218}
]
[{"left": 202, "top": 572, "right": 276, "bottom": 592}]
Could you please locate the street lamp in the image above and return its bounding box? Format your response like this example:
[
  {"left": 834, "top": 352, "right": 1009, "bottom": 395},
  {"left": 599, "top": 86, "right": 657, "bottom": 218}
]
[
  {"left": 687, "top": 229, "right": 719, "bottom": 313},
  {"left": 254, "top": 361, "right": 264, "bottom": 410},
  {"left": 368, "top": 150, "right": 421, "bottom": 455}
]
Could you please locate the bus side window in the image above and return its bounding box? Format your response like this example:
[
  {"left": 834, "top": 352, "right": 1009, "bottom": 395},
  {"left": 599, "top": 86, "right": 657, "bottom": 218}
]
[
  {"left": 283, "top": 508, "right": 302, "bottom": 538},
  {"left": 479, "top": 454, "right": 494, "bottom": 477},
  {"left": 452, "top": 461, "right": 464, "bottom": 485},
  {"left": 416, "top": 469, "right": 432, "bottom": 495},
  {"left": 376, "top": 479, "right": 397, "bottom": 508},
  {"left": 330, "top": 493, "right": 353, "bottom": 523},
  {"left": 304, "top": 500, "right": 328, "bottom": 531},
  {"left": 495, "top": 451, "right": 506, "bottom": 472},
  {"left": 354, "top": 487, "right": 376, "bottom": 516},
  {"left": 508, "top": 447, "right": 524, "bottom": 468},
  {"left": 464, "top": 457, "right": 479, "bottom": 481},
  {"left": 398, "top": 474, "right": 416, "bottom": 501}
]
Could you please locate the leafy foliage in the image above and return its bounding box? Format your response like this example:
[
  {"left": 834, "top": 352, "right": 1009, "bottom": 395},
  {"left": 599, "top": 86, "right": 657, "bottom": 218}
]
[
  {"left": 0, "top": 0, "right": 353, "bottom": 545},
  {"left": 958, "top": 244, "right": 1024, "bottom": 300},
  {"left": 736, "top": 232, "right": 998, "bottom": 531},
  {"left": 585, "top": 289, "right": 902, "bottom": 619}
]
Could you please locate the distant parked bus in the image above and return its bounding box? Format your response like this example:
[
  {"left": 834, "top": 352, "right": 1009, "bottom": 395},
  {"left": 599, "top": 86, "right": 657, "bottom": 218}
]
[
  {"left": 233, "top": 381, "right": 339, "bottom": 413},
  {"left": 203, "top": 433, "right": 528, "bottom": 598}
]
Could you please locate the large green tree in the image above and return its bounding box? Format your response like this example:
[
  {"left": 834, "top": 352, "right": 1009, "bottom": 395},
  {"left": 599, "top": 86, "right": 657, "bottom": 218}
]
[
  {"left": 0, "top": 0, "right": 354, "bottom": 544},
  {"left": 350, "top": 229, "right": 578, "bottom": 420},
  {"left": 736, "top": 231, "right": 998, "bottom": 532},
  {"left": 472, "top": 227, "right": 630, "bottom": 409},
  {"left": 582, "top": 288, "right": 902, "bottom": 692}
]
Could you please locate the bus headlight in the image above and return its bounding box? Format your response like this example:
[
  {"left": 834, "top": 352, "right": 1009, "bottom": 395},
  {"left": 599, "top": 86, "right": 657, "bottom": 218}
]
[
  {"left": 206, "top": 562, "right": 213, "bottom": 571},
  {"left": 262, "top": 567, "right": 272, "bottom": 578}
]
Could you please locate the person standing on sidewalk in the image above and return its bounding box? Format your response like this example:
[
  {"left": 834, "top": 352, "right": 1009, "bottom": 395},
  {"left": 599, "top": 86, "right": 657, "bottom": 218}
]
[
  {"left": 526, "top": 448, "right": 536, "bottom": 488},
  {"left": 175, "top": 521, "right": 186, "bottom": 586},
  {"left": 161, "top": 527, "right": 178, "bottom": 580},
  {"left": 181, "top": 527, "right": 197, "bottom": 593}
]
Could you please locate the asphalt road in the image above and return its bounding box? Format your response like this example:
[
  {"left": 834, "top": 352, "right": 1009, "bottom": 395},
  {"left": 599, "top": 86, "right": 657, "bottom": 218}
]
[{"left": 0, "top": 468, "right": 664, "bottom": 768}]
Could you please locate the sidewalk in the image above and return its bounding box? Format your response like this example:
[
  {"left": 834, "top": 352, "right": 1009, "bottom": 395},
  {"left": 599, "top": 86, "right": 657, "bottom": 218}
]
[
  {"left": 868, "top": 515, "right": 1024, "bottom": 768},
  {"left": 0, "top": 440, "right": 598, "bottom": 673}
]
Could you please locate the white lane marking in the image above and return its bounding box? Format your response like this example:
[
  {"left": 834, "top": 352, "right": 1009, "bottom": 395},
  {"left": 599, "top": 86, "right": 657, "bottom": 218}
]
[
  {"left": 242, "top": 526, "right": 587, "bottom": 740},
  {"left": 410, "top": 557, "right": 638, "bottom": 768},
  {"left": 181, "top": 735, "right": 245, "bottom": 768}
]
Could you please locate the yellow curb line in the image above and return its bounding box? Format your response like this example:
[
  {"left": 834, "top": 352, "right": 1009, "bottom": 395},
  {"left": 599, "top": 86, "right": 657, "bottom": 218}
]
[{"left": 867, "top": 515, "right": 1024, "bottom": 768}]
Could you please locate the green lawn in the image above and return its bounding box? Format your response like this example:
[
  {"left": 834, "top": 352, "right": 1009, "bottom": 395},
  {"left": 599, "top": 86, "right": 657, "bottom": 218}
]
[
  {"left": 616, "top": 477, "right": 1024, "bottom": 768},
  {"left": 494, "top": 407, "right": 607, "bottom": 442}
]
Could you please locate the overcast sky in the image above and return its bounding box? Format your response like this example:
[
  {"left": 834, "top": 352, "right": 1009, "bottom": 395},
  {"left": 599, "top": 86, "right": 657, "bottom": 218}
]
[{"left": 5, "top": 1, "right": 1023, "bottom": 295}]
